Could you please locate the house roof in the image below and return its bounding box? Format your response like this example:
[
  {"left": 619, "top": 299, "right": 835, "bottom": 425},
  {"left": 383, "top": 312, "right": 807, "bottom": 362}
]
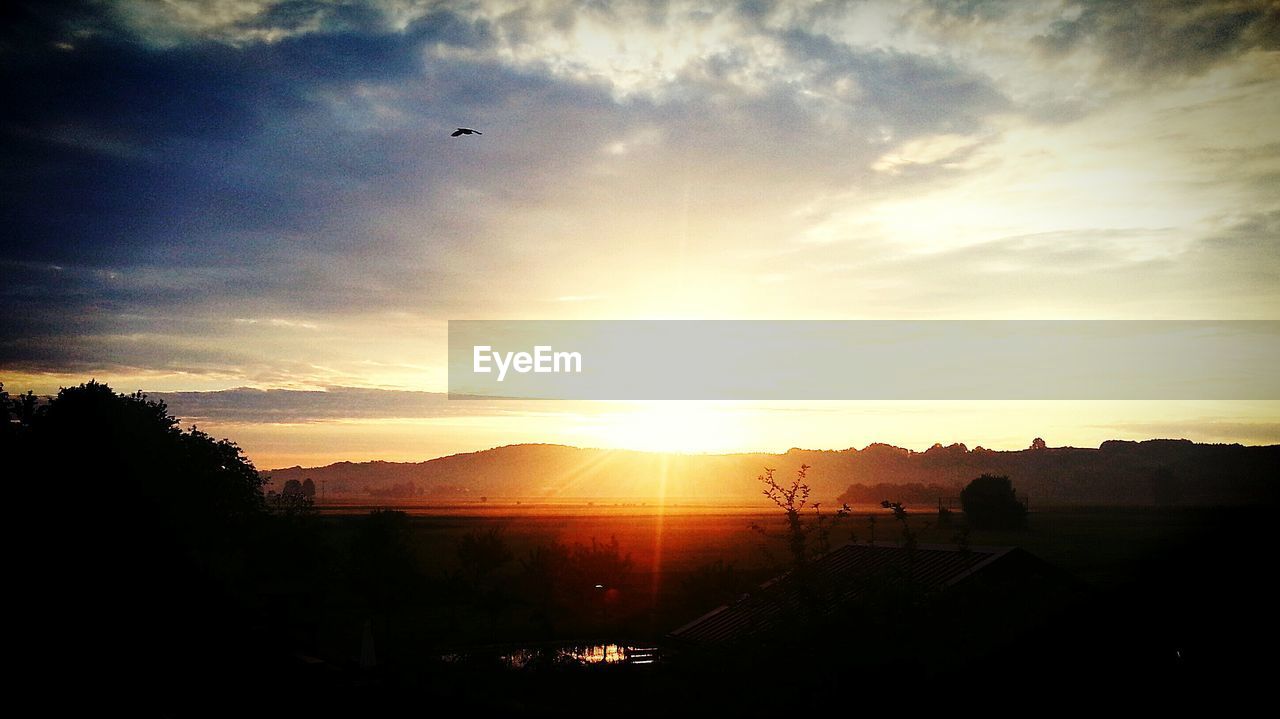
[{"left": 669, "top": 542, "right": 1047, "bottom": 645}]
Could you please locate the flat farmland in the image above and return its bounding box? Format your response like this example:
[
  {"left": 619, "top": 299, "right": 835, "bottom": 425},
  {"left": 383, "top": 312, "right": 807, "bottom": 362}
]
[{"left": 314, "top": 505, "right": 1238, "bottom": 586}]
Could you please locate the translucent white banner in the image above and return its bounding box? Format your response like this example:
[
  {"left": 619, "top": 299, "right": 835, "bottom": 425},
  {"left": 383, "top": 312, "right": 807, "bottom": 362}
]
[{"left": 448, "top": 321, "right": 1280, "bottom": 400}]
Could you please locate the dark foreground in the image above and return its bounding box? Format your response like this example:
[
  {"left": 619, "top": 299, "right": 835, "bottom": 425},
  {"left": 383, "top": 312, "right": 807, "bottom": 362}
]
[
  {"left": 17, "top": 384, "right": 1277, "bottom": 713},
  {"left": 40, "top": 505, "right": 1280, "bottom": 713}
]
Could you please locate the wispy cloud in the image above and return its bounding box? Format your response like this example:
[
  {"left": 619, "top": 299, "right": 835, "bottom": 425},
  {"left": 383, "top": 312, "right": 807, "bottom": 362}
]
[{"left": 2, "top": 0, "right": 1278, "bottom": 391}]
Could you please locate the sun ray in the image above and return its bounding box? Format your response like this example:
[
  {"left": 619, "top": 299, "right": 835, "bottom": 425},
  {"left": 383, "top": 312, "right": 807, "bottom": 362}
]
[{"left": 650, "top": 453, "right": 670, "bottom": 603}]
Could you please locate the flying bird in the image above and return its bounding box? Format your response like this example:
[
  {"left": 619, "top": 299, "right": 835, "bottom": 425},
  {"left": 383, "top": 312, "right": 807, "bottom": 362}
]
[{"left": 451, "top": 127, "right": 482, "bottom": 137}]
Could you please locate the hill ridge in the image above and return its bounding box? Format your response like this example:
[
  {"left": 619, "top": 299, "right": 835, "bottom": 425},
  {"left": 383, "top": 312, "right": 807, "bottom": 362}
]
[{"left": 263, "top": 439, "right": 1279, "bottom": 506}]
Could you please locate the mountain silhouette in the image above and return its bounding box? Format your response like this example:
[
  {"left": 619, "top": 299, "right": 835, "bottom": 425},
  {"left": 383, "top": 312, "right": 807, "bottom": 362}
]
[{"left": 265, "top": 439, "right": 1279, "bottom": 506}]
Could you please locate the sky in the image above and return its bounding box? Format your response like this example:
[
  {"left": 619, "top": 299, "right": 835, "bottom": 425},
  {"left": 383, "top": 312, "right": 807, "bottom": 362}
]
[{"left": 2, "top": 0, "right": 1279, "bottom": 468}]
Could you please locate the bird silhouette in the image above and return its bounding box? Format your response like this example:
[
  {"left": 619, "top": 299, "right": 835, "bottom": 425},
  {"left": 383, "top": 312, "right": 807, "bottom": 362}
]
[{"left": 451, "top": 127, "right": 482, "bottom": 137}]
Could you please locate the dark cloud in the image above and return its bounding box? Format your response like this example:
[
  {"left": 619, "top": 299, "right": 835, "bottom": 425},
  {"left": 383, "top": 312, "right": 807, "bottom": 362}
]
[
  {"left": 0, "top": 3, "right": 1010, "bottom": 266},
  {"left": 0, "top": 324, "right": 272, "bottom": 378},
  {"left": 155, "top": 386, "right": 454, "bottom": 422},
  {"left": 923, "top": 0, "right": 1020, "bottom": 23},
  {"left": 252, "top": 0, "right": 389, "bottom": 36},
  {"left": 0, "top": 4, "right": 504, "bottom": 264},
  {"left": 1186, "top": 210, "right": 1280, "bottom": 285},
  {"left": 776, "top": 28, "right": 1011, "bottom": 135},
  {"left": 0, "top": 1, "right": 105, "bottom": 60},
  {"left": 151, "top": 385, "right": 575, "bottom": 424},
  {"left": 1035, "top": 0, "right": 1280, "bottom": 77}
]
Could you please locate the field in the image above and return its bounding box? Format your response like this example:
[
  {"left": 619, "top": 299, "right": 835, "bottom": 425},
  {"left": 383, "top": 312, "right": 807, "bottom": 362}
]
[
  {"left": 279, "top": 503, "right": 1276, "bottom": 711},
  {"left": 314, "top": 504, "right": 1242, "bottom": 591}
]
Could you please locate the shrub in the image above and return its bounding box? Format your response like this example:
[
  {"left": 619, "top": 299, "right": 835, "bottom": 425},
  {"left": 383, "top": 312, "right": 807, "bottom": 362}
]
[{"left": 960, "top": 474, "right": 1027, "bottom": 529}]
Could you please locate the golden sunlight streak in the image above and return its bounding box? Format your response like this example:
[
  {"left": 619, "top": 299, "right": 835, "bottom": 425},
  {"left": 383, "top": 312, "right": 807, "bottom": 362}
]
[{"left": 650, "top": 453, "right": 670, "bottom": 601}]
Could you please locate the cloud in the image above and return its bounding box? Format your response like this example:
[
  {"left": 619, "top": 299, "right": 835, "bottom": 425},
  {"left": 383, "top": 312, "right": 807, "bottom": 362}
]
[
  {"left": 106, "top": 0, "right": 442, "bottom": 47},
  {"left": 774, "top": 27, "right": 1010, "bottom": 136},
  {"left": 0, "top": 4, "right": 1011, "bottom": 272},
  {"left": 2, "top": 1, "right": 1277, "bottom": 387},
  {"left": 1, "top": 5, "right": 503, "bottom": 262},
  {"left": 1182, "top": 210, "right": 1280, "bottom": 293},
  {"left": 1034, "top": 0, "right": 1280, "bottom": 78},
  {"left": 153, "top": 385, "right": 459, "bottom": 422},
  {"left": 1096, "top": 419, "right": 1280, "bottom": 445},
  {"left": 872, "top": 133, "right": 984, "bottom": 173},
  {"left": 150, "top": 385, "right": 626, "bottom": 429}
]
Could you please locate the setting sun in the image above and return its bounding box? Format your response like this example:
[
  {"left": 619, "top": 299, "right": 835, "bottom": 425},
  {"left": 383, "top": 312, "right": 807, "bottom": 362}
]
[{"left": 575, "top": 401, "right": 749, "bottom": 454}]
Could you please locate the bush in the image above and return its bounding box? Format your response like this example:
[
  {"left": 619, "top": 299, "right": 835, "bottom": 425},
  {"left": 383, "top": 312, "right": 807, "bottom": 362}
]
[{"left": 960, "top": 474, "right": 1027, "bottom": 529}]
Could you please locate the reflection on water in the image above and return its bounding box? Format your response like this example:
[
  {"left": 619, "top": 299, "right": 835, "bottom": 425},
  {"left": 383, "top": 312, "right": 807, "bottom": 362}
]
[
  {"left": 444, "top": 643, "right": 659, "bottom": 669},
  {"left": 505, "top": 643, "right": 659, "bottom": 668},
  {"left": 556, "top": 644, "right": 657, "bottom": 665}
]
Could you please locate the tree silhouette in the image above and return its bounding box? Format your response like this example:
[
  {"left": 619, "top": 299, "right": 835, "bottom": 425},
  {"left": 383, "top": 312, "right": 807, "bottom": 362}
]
[
  {"left": 0, "top": 383, "right": 11, "bottom": 442},
  {"left": 456, "top": 526, "right": 513, "bottom": 585},
  {"left": 753, "top": 464, "right": 853, "bottom": 569},
  {"left": 269, "top": 478, "right": 315, "bottom": 514},
  {"left": 570, "top": 536, "right": 631, "bottom": 592},
  {"left": 880, "top": 500, "right": 918, "bottom": 551},
  {"left": 12, "top": 380, "right": 268, "bottom": 698},
  {"left": 351, "top": 509, "right": 421, "bottom": 615},
  {"left": 31, "top": 380, "right": 265, "bottom": 534},
  {"left": 960, "top": 474, "right": 1028, "bottom": 529},
  {"left": 517, "top": 542, "right": 575, "bottom": 632},
  {"left": 512, "top": 537, "right": 633, "bottom": 634}
]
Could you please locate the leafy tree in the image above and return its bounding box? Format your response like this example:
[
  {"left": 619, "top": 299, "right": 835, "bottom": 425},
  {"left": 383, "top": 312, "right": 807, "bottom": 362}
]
[
  {"left": 267, "top": 476, "right": 320, "bottom": 514},
  {"left": 960, "top": 474, "right": 1028, "bottom": 529},
  {"left": 12, "top": 380, "right": 268, "bottom": 698},
  {"left": 28, "top": 380, "right": 265, "bottom": 536},
  {"left": 269, "top": 477, "right": 316, "bottom": 515}
]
